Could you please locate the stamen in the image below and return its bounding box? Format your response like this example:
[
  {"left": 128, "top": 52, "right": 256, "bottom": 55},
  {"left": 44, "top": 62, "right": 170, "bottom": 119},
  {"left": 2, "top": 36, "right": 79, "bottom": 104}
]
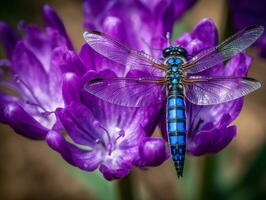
[
  {"left": 15, "top": 75, "right": 48, "bottom": 113},
  {"left": 166, "top": 32, "right": 172, "bottom": 46},
  {"left": 93, "top": 121, "right": 112, "bottom": 154},
  {"left": 114, "top": 130, "right": 125, "bottom": 144},
  {"left": 93, "top": 122, "right": 126, "bottom": 155},
  {"left": 24, "top": 100, "right": 54, "bottom": 118}
]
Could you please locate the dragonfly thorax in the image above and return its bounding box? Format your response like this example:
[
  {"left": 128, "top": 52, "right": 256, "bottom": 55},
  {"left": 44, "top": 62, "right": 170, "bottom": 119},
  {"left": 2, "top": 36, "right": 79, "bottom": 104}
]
[{"left": 165, "top": 56, "right": 185, "bottom": 90}]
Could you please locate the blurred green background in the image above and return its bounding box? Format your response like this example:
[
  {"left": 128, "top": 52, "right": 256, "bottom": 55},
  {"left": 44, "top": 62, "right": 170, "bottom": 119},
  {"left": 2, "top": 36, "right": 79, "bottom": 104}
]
[{"left": 0, "top": 0, "right": 265, "bottom": 200}]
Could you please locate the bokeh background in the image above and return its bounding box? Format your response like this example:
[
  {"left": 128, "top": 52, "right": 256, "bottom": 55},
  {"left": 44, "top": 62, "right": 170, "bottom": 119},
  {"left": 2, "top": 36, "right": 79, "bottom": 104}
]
[{"left": 0, "top": 0, "right": 265, "bottom": 200}]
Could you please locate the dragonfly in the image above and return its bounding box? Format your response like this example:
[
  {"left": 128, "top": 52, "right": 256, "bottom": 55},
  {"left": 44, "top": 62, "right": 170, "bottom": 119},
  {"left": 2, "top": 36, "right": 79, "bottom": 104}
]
[{"left": 83, "top": 25, "right": 263, "bottom": 178}]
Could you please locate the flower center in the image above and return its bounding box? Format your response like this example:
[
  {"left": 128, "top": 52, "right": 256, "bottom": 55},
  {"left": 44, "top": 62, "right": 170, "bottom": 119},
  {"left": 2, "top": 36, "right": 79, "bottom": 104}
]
[{"left": 93, "top": 121, "right": 125, "bottom": 155}]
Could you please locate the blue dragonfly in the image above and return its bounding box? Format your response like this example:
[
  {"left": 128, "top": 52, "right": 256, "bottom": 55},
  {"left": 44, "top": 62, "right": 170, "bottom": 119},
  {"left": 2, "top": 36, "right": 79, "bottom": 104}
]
[{"left": 83, "top": 25, "right": 263, "bottom": 178}]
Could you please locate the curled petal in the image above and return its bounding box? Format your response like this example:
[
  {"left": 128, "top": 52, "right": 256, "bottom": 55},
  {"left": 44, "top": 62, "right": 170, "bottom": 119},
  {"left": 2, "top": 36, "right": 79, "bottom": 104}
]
[
  {"left": 174, "top": 18, "right": 218, "bottom": 55},
  {"left": 56, "top": 102, "right": 101, "bottom": 146},
  {"left": 51, "top": 45, "right": 86, "bottom": 76},
  {"left": 187, "top": 126, "right": 237, "bottom": 156},
  {"left": 3, "top": 103, "right": 48, "bottom": 139},
  {"left": 191, "top": 18, "right": 218, "bottom": 48},
  {"left": 186, "top": 99, "right": 243, "bottom": 135},
  {"left": 46, "top": 130, "right": 75, "bottom": 165},
  {"left": 42, "top": 4, "right": 74, "bottom": 50},
  {"left": 135, "top": 137, "right": 170, "bottom": 167},
  {"left": 99, "top": 164, "right": 131, "bottom": 181},
  {"left": 102, "top": 16, "right": 122, "bottom": 37},
  {"left": 0, "top": 92, "right": 20, "bottom": 123},
  {"left": 62, "top": 73, "right": 81, "bottom": 105},
  {"left": 46, "top": 130, "right": 101, "bottom": 170},
  {"left": 71, "top": 147, "right": 102, "bottom": 171}
]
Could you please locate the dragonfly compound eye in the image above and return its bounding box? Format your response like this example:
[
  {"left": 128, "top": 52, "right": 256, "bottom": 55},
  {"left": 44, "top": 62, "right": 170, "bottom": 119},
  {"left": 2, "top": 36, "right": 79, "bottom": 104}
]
[
  {"left": 163, "top": 48, "right": 172, "bottom": 58},
  {"left": 177, "top": 47, "right": 188, "bottom": 57}
]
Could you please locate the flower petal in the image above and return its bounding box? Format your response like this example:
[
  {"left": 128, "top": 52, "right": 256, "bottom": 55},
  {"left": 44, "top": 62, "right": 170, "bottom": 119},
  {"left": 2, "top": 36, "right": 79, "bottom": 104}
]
[
  {"left": 3, "top": 103, "right": 48, "bottom": 139},
  {"left": 62, "top": 73, "right": 81, "bottom": 105},
  {"left": 224, "top": 53, "right": 252, "bottom": 77},
  {"left": 187, "top": 126, "right": 237, "bottom": 156},
  {"left": 174, "top": 18, "right": 218, "bottom": 55},
  {"left": 42, "top": 4, "right": 74, "bottom": 50},
  {"left": 56, "top": 102, "right": 102, "bottom": 146},
  {"left": 191, "top": 18, "right": 218, "bottom": 48},
  {"left": 22, "top": 25, "right": 53, "bottom": 70},
  {"left": 135, "top": 137, "right": 170, "bottom": 167},
  {"left": 79, "top": 43, "right": 126, "bottom": 75},
  {"left": 0, "top": 21, "right": 19, "bottom": 58},
  {"left": 99, "top": 164, "right": 130, "bottom": 181},
  {"left": 22, "top": 23, "right": 67, "bottom": 72},
  {"left": 83, "top": 0, "right": 112, "bottom": 30},
  {"left": 46, "top": 130, "right": 101, "bottom": 170},
  {"left": 11, "top": 42, "right": 49, "bottom": 94},
  {"left": 51, "top": 46, "right": 86, "bottom": 76},
  {"left": 186, "top": 99, "right": 243, "bottom": 135}
]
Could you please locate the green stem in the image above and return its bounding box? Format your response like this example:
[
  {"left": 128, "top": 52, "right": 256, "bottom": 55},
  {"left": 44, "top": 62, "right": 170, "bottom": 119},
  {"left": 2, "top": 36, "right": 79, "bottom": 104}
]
[
  {"left": 118, "top": 173, "right": 135, "bottom": 200},
  {"left": 198, "top": 156, "right": 218, "bottom": 200}
]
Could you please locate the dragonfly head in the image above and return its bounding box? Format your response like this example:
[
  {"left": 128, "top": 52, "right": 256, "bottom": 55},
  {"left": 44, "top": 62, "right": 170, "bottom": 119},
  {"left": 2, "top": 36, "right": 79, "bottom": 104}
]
[{"left": 162, "top": 46, "right": 188, "bottom": 58}]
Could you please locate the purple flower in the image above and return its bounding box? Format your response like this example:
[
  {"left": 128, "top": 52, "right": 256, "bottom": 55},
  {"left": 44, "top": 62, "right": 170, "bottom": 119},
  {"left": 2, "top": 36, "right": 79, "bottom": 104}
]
[
  {"left": 0, "top": 5, "right": 85, "bottom": 139},
  {"left": 84, "top": 0, "right": 196, "bottom": 43},
  {"left": 228, "top": 0, "right": 266, "bottom": 57},
  {"left": 82, "top": 0, "right": 197, "bottom": 76},
  {"left": 46, "top": 70, "right": 169, "bottom": 180},
  {"left": 160, "top": 18, "right": 252, "bottom": 155}
]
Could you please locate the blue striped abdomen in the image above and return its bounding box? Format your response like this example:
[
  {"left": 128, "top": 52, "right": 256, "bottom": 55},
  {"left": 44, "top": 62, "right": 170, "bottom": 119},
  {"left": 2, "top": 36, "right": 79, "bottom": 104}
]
[{"left": 167, "top": 91, "right": 186, "bottom": 177}]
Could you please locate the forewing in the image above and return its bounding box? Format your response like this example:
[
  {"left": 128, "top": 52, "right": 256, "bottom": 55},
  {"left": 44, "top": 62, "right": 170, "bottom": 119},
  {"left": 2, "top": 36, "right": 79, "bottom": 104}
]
[
  {"left": 84, "top": 77, "right": 166, "bottom": 107},
  {"left": 182, "top": 76, "right": 261, "bottom": 105},
  {"left": 83, "top": 31, "right": 166, "bottom": 71},
  {"left": 183, "top": 25, "right": 264, "bottom": 73}
]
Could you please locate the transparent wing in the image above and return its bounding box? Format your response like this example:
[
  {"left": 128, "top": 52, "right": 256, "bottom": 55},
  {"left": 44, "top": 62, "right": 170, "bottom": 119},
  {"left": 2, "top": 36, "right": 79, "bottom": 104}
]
[
  {"left": 83, "top": 31, "right": 166, "bottom": 71},
  {"left": 183, "top": 25, "right": 264, "bottom": 73},
  {"left": 182, "top": 76, "right": 261, "bottom": 105},
  {"left": 84, "top": 77, "right": 166, "bottom": 107}
]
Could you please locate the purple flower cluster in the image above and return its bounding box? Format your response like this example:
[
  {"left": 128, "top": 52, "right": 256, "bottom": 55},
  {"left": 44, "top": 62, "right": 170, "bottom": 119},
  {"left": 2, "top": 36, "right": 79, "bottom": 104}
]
[
  {"left": 0, "top": 5, "right": 85, "bottom": 139},
  {"left": 0, "top": 0, "right": 254, "bottom": 180}
]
